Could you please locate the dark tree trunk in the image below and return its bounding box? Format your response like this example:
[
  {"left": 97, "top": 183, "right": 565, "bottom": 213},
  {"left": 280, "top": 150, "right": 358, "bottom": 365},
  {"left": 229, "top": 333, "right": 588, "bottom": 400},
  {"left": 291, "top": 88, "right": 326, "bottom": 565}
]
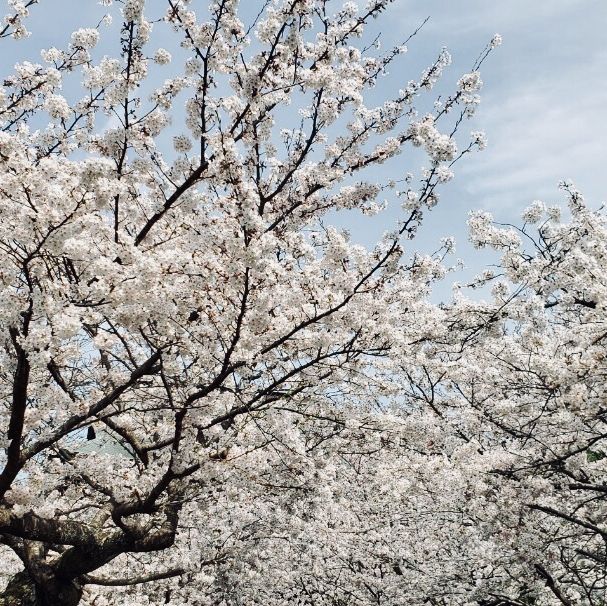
[{"left": 1, "top": 571, "right": 82, "bottom": 606}]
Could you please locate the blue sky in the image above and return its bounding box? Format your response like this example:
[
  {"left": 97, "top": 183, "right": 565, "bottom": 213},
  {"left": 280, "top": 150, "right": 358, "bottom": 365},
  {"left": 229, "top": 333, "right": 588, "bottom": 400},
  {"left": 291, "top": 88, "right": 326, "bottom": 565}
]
[
  {"left": 407, "top": 0, "right": 607, "bottom": 214},
  {"left": 2, "top": 0, "right": 606, "bottom": 294},
  {"left": 390, "top": 0, "right": 607, "bottom": 292},
  {"left": 342, "top": 0, "right": 607, "bottom": 293}
]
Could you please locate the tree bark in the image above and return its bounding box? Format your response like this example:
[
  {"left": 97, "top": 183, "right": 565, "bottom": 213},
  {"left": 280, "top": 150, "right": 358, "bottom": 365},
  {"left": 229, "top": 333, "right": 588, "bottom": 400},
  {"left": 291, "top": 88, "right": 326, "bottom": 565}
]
[{"left": 0, "top": 571, "right": 82, "bottom": 606}]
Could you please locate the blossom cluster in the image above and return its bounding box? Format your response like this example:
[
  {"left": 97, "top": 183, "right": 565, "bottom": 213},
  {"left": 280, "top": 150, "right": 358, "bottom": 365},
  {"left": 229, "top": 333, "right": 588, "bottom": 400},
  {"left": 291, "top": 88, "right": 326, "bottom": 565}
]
[{"left": 0, "top": 1, "right": 507, "bottom": 604}]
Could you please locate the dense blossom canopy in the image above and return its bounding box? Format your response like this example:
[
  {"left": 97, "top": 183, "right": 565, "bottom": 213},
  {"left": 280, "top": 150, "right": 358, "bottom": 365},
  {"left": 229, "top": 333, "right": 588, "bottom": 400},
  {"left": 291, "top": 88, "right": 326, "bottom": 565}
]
[{"left": 2, "top": 1, "right": 603, "bottom": 606}]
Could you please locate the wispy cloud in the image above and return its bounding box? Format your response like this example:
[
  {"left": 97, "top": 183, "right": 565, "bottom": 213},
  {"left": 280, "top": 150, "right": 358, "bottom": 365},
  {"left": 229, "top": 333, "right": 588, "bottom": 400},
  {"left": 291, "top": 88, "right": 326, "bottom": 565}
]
[
  {"left": 460, "top": 47, "right": 607, "bottom": 213},
  {"left": 388, "top": 0, "right": 607, "bottom": 217},
  {"left": 395, "top": 0, "right": 598, "bottom": 39}
]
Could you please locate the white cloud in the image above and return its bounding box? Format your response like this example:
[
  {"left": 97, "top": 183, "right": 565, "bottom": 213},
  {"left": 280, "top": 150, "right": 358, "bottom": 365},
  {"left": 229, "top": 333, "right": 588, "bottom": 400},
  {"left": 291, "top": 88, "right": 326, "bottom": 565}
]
[
  {"left": 387, "top": 1, "right": 607, "bottom": 216},
  {"left": 395, "top": 0, "right": 598, "bottom": 37},
  {"left": 460, "top": 48, "right": 607, "bottom": 213}
]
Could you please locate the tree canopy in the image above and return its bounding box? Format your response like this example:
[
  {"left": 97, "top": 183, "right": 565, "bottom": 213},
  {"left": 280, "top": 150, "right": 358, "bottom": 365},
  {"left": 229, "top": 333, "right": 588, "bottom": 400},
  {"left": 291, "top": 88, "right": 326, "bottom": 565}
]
[{"left": 1, "top": 1, "right": 604, "bottom": 605}]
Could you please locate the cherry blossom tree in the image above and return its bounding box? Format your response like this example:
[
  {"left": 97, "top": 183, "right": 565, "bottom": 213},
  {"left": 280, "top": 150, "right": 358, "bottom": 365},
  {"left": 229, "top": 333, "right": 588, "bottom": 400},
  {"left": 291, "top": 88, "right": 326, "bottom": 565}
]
[
  {"left": 0, "top": 0, "right": 501, "bottom": 604},
  {"left": 411, "top": 184, "right": 607, "bottom": 606}
]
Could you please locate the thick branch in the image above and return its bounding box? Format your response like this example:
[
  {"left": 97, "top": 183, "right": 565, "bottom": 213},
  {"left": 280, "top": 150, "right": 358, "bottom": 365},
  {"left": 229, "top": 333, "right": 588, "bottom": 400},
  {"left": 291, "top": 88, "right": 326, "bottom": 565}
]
[{"left": 84, "top": 567, "right": 185, "bottom": 587}]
